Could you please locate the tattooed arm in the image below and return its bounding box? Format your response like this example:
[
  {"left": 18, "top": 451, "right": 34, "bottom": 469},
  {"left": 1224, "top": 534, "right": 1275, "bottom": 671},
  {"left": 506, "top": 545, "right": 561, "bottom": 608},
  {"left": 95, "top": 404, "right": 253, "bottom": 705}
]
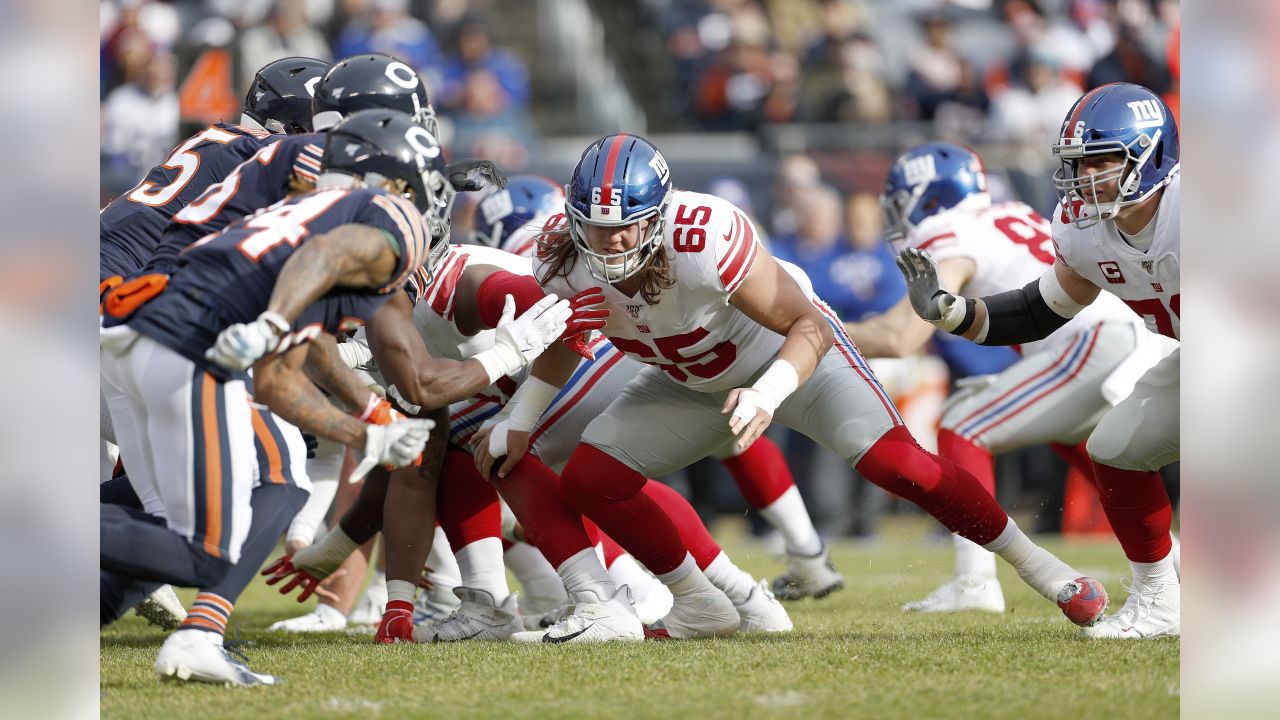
[
  {"left": 266, "top": 224, "right": 399, "bottom": 322},
  {"left": 253, "top": 342, "right": 367, "bottom": 448},
  {"left": 302, "top": 332, "right": 373, "bottom": 413}
]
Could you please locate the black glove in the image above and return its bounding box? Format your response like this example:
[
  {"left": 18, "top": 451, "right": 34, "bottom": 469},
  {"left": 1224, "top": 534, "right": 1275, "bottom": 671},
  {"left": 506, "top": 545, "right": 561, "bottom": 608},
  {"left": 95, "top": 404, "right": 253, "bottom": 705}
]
[
  {"left": 301, "top": 431, "right": 319, "bottom": 459},
  {"left": 446, "top": 158, "right": 508, "bottom": 192}
]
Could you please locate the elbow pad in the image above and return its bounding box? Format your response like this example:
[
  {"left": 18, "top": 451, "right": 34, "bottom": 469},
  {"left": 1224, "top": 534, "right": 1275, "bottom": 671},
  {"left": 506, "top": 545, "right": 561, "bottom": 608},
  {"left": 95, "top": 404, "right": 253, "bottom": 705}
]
[{"left": 977, "top": 279, "right": 1073, "bottom": 346}]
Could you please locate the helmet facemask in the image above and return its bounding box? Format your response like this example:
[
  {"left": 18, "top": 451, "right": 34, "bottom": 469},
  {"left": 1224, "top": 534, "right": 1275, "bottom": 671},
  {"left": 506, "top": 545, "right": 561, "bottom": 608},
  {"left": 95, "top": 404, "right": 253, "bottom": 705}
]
[
  {"left": 1052, "top": 130, "right": 1166, "bottom": 229},
  {"left": 565, "top": 194, "right": 669, "bottom": 283}
]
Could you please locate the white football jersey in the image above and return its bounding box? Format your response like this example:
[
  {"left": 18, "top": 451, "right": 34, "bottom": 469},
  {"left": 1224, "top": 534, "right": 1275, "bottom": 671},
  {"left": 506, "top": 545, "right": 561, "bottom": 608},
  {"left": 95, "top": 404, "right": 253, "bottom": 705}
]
[
  {"left": 406, "top": 244, "right": 535, "bottom": 396},
  {"left": 535, "top": 190, "right": 813, "bottom": 393},
  {"left": 909, "top": 200, "right": 1140, "bottom": 356},
  {"left": 1050, "top": 173, "right": 1180, "bottom": 339},
  {"left": 498, "top": 212, "right": 550, "bottom": 258}
]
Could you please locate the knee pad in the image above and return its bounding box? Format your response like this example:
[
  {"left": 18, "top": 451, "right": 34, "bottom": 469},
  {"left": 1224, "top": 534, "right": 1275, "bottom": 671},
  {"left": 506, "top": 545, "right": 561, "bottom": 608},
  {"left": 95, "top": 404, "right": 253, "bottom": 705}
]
[{"left": 1086, "top": 408, "right": 1164, "bottom": 472}]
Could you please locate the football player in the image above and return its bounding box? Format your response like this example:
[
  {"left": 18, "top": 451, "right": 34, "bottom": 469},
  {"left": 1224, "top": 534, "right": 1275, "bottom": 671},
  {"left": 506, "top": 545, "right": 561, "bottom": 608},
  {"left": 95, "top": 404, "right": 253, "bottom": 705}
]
[
  {"left": 846, "top": 141, "right": 1175, "bottom": 614},
  {"left": 897, "top": 83, "right": 1181, "bottom": 638},
  {"left": 478, "top": 134, "right": 1110, "bottom": 640},
  {"left": 99, "top": 110, "right": 447, "bottom": 684}
]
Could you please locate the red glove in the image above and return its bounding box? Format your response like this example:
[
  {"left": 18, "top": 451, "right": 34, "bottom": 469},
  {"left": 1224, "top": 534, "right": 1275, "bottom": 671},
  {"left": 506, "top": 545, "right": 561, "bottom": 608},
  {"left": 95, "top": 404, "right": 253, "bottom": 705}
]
[
  {"left": 260, "top": 554, "right": 325, "bottom": 602},
  {"left": 563, "top": 332, "right": 596, "bottom": 360},
  {"left": 375, "top": 600, "right": 416, "bottom": 644},
  {"left": 561, "top": 288, "right": 608, "bottom": 338}
]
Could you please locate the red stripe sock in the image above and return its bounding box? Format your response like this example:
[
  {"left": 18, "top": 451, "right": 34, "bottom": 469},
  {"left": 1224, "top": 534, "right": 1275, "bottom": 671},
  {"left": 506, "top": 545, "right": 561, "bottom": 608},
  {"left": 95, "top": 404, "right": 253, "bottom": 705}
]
[
  {"left": 1091, "top": 461, "right": 1172, "bottom": 563},
  {"left": 937, "top": 429, "right": 995, "bottom": 496},
  {"left": 560, "top": 444, "right": 688, "bottom": 575},
  {"left": 856, "top": 426, "right": 1008, "bottom": 545},
  {"left": 721, "top": 436, "right": 794, "bottom": 508},
  {"left": 437, "top": 449, "right": 502, "bottom": 548},
  {"left": 491, "top": 455, "right": 593, "bottom": 569},
  {"left": 642, "top": 480, "right": 721, "bottom": 570}
]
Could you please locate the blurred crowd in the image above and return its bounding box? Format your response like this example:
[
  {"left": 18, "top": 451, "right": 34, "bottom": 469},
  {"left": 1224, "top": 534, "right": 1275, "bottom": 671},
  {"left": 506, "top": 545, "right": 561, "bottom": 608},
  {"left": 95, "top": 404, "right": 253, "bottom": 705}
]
[
  {"left": 647, "top": 0, "right": 1179, "bottom": 143},
  {"left": 100, "top": 0, "right": 533, "bottom": 196}
]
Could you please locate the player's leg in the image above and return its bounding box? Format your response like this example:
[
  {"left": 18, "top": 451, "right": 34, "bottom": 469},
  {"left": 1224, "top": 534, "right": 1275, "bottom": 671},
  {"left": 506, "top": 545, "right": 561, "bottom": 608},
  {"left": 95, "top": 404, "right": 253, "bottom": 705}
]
[
  {"left": 712, "top": 435, "right": 843, "bottom": 601},
  {"left": 778, "top": 313, "right": 1106, "bottom": 627},
  {"left": 1081, "top": 348, "right": 1180, "bottom": 639},
  {"left": 591, "top": 523, "right": 673, "bottom": 625},
  {"left": 562, "top": 368, "right": 743, "bottom": 639},
  {"left": 504, "top": 537, "right": 570, "bottom": 629},
  {"left": 640, "top": 480, "right": 791, "bottom": 634}
]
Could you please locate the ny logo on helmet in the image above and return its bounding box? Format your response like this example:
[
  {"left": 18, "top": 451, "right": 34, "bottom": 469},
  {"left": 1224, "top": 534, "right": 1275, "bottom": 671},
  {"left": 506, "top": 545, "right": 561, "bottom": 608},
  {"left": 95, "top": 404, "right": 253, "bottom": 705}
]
[
  {"left": 902, "top": 155, "right": 937, "bottom": 186},
  {"left": 1127, "top": 100, "right": 1165, "bottom": 128},
  {"left": 648, "top": 151, "right": 670, "bottom": 184}
]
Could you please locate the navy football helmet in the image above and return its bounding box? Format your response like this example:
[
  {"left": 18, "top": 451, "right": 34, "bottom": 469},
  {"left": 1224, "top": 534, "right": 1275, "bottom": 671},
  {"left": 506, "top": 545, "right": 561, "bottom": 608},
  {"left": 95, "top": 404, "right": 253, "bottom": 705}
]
[
  {"left": 881, "top": 142, "right": 990, "bottom": 243},
  {"left": 1052, "top": 82, "right": 1180, "bottom": 227},
  {"left": 312, "top": 54, "right": 440, "bottom": 139},
  {"left": 565, "top": 134, "right": 672, "bottom": 283},
  {"left": 471, "top": 175, "right": 564, "bottom": 248},
  {"left": 322, "top": 109, "right": 454, "bottom": 276},
  {"left": 242, "top": 57, "right": 331, "bottom": 135}
]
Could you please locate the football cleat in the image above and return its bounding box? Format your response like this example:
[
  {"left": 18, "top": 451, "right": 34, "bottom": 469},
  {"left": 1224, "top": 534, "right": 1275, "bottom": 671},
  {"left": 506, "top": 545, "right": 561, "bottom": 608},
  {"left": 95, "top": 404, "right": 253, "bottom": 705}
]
[
  {"left": 134, "top": 585, "right": 187, "bottom": 630},
  {"left": 735, "top": 579, "right": 793, "bottom": 633},
  {"left": 412, "top": 580, "right": 462, "bottom": 626},
  {"left": 155, "top": 630, "right": 280, "bottom": 687},
  {"left": 1056, "top": 576, "right": 1109, "bottom": 627},
  {"left": 375, "top": 600, "right": 416, "bottom": 644},
  {"left": 771, "top": 545, "right": 845, "bottom": 601},
  {"left": 509, "top": 586, "right": 643, "bottom": 644},
  {"left": 1080, "top": 579, "right": 1179, "bottom": 639},
  {"left": 266, "top": 604, "right": 347, "bottom": 633},
  {"left": 413, "top": 587, "right": 521, "bottom": 642},
  {"left": 348, "top": 579, "right": 388, "bottom": 626},
  {"left": 646, "top": 585, "right": 740, "bottom": 640},
  {"left": 607, "top": 554, "right": 673, "bottom": 625},
  {"left": 902, "top": 575, "right": 1006, "bottom": 614},
  {"left": 518, "top": 593, "right": 568, "bottom": 631}
]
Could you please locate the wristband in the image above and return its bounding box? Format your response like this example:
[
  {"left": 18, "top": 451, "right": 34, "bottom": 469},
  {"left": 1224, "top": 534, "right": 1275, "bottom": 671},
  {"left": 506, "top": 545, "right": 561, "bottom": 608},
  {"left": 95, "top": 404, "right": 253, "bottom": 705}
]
[
  {"left": 507, "top": 377, "right": 560, "bottom": 432},
  {"left": 355, "top": 392, "right": 382, "bottom": 422},
  {"left": 474, "top": 343, "right": 526, "bottom": 385},
  {"left": 952, "top": 298, "right": 977, "bottom": 335},
  {"left": 748, "top": 359, "right": 799, "bottom": 416},
  {"left": 258, "top": 310, "right": 291, "bottom": 338}
]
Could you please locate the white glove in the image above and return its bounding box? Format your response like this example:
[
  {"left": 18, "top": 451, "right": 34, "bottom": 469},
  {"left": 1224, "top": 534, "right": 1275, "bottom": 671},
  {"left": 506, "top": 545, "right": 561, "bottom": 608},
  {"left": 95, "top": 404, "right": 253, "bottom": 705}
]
[
  {"left": 474, "top": 294, "right": 572, "bottom": 383},
  {"left": 205, "top": 311, "right": 290, "bottom": 370},
  {"left": 350, "top": 418, "right": 435, "bottom": 482},
  {"left": 896, "top": 248, "right": 968, "bottom": 332}
]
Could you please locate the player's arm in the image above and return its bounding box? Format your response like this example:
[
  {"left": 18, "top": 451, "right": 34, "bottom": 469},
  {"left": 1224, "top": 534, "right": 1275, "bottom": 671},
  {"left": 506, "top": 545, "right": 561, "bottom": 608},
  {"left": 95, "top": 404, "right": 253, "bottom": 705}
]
[
  {"left": 302, "top": 332, "right": 374, "bottom": 412},
  {"left": 898, "top": 249, "right": 1101, "bottom": 345},
  {"left": 267, "top": 224, "right": 401, "bottom": 321},
  {"left": 253, "top": 343, "right": 369, "bottom": 448},
  {"left": 845, "top": 257, "right": 975, "bottom": 358},
  {"left": 725, "top": 253, "right": 835, "bottom": 449}
]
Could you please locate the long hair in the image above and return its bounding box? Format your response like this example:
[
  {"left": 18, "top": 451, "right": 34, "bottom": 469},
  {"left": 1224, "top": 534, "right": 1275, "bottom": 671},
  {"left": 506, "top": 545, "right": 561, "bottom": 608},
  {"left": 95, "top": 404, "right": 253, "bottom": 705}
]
[{"left": 535, "top": 218, "right": 674, "bottom": 305}]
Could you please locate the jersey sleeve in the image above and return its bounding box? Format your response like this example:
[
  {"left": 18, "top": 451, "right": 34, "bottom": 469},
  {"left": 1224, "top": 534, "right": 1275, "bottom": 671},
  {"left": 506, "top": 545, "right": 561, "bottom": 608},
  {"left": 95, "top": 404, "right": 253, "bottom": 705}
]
[
  {"left": 905, "top": 214, "right": 966, "bottom": 260},
  {"left": 290, "top": 140, "right": 325, "bottom": 184},
  {"left": 357, "top": 191, "right": 433, "bottom": 293},
  {"left": 706, "top": 200, "right": 761, "bottom": 297},
  {"left": 1049, "top": 200, "right": 1084, "bottom": 273}
]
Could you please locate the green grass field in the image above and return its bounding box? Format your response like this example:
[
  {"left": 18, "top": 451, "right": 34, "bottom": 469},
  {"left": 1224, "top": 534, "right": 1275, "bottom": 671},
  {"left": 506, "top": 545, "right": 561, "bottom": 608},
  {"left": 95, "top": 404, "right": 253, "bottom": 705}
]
[{"left": 101, "top": 516, "right": 1179, "bottom": 720}]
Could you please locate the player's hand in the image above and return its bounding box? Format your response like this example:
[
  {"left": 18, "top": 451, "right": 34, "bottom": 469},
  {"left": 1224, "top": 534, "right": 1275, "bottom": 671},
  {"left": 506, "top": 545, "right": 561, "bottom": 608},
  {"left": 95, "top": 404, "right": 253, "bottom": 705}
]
[
  {"left": 351, "top": 419, "right": 435, "bottom": 482},
  {"left": 205, "top": 311, "right": 290, "bottom": 370},
  {"left": 896, "top": 248, "right": 967, "bottom": 332},
  {"left": 562, "top": 332, "right": 596, "bottom": 360},
  {"left": 375, "top": 600, "right": 416, "bottom": 644},
  {"left": 446, "top": 158, "right": 507, "bottom": 192},
  {"left": 354, "top": 392, "right": 403, "bottom": 426},
  {"left": 474, "top": 419, "right": 530, "bottom": 479},
  {"left": 562, "top": 287, "right": 609, "bottom": 338},
  {"left": 494, "top": 294, "right": 573, "bottom": 366},
  {"left": 722, "top": 387, "right": 774, "bottom": 452},
  {"left": 417, "top": 565, "right": 436, "bottom": 591},
  {"left": 260, "top": 553, "right": 346, "bottom": 604},
  {"left": 300, "top": 432, "right": 319, "bottom": 459}
]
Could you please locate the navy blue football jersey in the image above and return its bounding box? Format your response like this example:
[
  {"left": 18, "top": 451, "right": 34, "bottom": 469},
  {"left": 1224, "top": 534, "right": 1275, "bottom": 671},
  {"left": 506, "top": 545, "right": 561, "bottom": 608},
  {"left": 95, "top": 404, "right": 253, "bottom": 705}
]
[
  {"left": 144, "top": 133, "right": 326, "bottom": 275},
  {"left": 99, "top": 123, "right": 274, "bottom": 281},
  {"left": 114, "top": 187, "right": 432, "bottom": 376}
]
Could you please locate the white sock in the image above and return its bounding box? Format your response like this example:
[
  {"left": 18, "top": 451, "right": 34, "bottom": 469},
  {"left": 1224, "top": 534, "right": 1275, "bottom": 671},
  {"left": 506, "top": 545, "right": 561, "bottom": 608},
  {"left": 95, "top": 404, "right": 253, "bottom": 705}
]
[
  {"left": 657, "top": 554, "right": 716, "bottom": 598},
  {"left": 594, "top": 542, "right": 607, "bottom": 567},
  {"left": 426, "top": 526, "right": 462, "bottom": 589},
  {"left": 505, "top": 541, "right": 567, "bottom": 603},
  {"left": 316, "top": 602, "right": 347, "bottom": 626},
  {"left": 455, "top": 537, "right": 510, "bottom": 599},
  {"left": 702, "top": 552, "right": 755, "bottom": 606},
  {"left": 954, "top": 534, "right": 997, "bottom": 580},
  {"left": 1169, "top": 533, "right": 1180, "bottom": 579},
  {"left": 983, "top": 517, "right": 1076, "bottom": 601},
  {"left": 175, "top": 626, "right": 224, "bottom": 645},
  {"left": 1131, "top": 551, "right": 1178, "bottom": 589},
  {"left": 386, "top": 579, "right": 416, "bottom": 605},
  {"left": 759, "top": 486, "right": 823, "bottom": 556},
  {"left": 606, "top": 553, "right": 662, "bottom": 594},
  {"left": 556, "top": 547, "right": 616, "bottom": 602}
]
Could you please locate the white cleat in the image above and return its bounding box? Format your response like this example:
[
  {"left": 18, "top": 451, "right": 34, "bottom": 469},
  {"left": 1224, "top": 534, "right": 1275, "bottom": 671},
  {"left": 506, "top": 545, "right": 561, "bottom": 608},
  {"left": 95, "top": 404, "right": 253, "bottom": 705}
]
[
  {"left": 518, "top": 594, "right": 569, "bottom": 631},
  {"left": 647, "top": 585, "right": 740, "bottom": 639},
  {"left": 1080, "top": 580, "right": 1180, "bottom": 640},
  {"left": 413, "top": 580, "right": 462, "bottom": 626},
  {"left": 735, "top": 580, "right": 793, "bottom": 633},
  {"left": 606, "top": 554, "right": 673, "bottom": 625},
  {"left": 348, "top": 580, "right": 388, "bottom": 626},
  {"left": 266, "top": 604, "right": 347, "bottom": 633},
  {"left": 413, "top": 587, "right": 522, "bottom": 642},
  {"left": 155, "top": 630, "right": 280, "bottom": 686},
  {"left": 510, "top": 586, "right": 644, "bottom": 644},
  {"left": 902, "top": 575, "right": 1006, "bottom": 614},
  {"left": 771, "top": 545, "right": 845, "bottom": 601},
  {"left": 134, "top": 585, "right": 187, "bottom": 630}
]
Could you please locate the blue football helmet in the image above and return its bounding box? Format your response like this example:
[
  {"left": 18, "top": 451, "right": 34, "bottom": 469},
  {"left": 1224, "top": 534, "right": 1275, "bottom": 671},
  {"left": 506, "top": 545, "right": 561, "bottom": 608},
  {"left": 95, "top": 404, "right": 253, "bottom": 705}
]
[
  {"left": 1052, "top": 82, "right": 1180, "bottom": 228},
  {"left": 881, "top": 142, "right": 989, "bottom": 243},
  {"left": 471, "top": 175, "right": 564, "bottom": 248},
  {"left": 565, "top": 134, "right": 673, "bottom": 283}
]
